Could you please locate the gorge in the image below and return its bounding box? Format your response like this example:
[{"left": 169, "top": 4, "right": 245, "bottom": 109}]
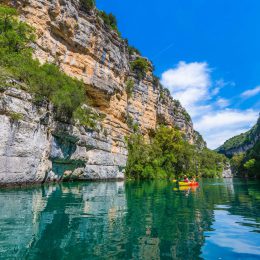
[
  {"left": 0, "top": 2, "right": 260, "bottom": 259},
  {"left": 0, "top": 0, "right": 210, "bottom": 185}
]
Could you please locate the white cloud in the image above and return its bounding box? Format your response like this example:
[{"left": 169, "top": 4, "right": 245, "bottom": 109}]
[
  {"left": 195, "top": 110, "right": 257, "bottom": 130},
  {"left": 195, "top": 110, "right": 258, "bottom": 148},
  {"left": 216, "top": 98, "right": 230, "bottom": 108},
  {"left": 161, "top": 61, "right": 211, "bottom": 116},
  {"left": 215, "top": 79, "right": 236, "bottom": 88},
  {"left": 161, "top": 61, "right": 211, "bottom": 90},
  {"left": 161, "top": 61, "right": 259, "bottom": 149},
  {"left": 241, "top": 86, "right": 260, "bottom": 98}
]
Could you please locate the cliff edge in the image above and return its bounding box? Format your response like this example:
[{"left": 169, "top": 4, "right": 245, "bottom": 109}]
[{"left": 0, "top": 0, "right": 203, "bottom": 185}]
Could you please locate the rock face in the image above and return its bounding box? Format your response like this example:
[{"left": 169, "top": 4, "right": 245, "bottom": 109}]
[
  {"left": 217, "top": 115, "right": 260, "bottom": 157},
  {"left": 0, "top": 0, "right": 202, "bottom": 185},
  {"left": 0, "top": 86, "right": 126, "bottom": 185},
  {"left": 222, "top": 164, "right": 232, "bottom": 178}
]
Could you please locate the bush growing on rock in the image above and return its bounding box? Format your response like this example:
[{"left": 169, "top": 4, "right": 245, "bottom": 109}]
[
  {"left": 0, "top": 5, "right": 98, "bottom": 128},
  {"left": 79, "top": 0, "right": 96, "bottom": 12},
  {"left": 125, "top": 78, "right": 134, "bottom": 99},
  {"left": 98, "top": 10, "right": 121, "bottom": 36},
  {"left": 0, "top": 6, "right": 35, "bottom": 52},
  {"left": 130, "top": 57, "right": 149, "bottom": 80},
  {"left": 73, "top": 106, "right": 102, "bottom": 129},
  {"left": 7, "top": 111, "right": 23, "bottom": 122},
  {"left": 128, "top": 45, "right": 141, "bottom": 56},
  {"left": 182, "top": 110, "right": 191, "bottom": 122}
]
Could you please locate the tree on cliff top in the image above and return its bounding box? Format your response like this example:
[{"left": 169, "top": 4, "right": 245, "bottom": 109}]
[
  {"left": 79, "top": 0, "right": 96, "bottom": 12},
  {"left": 0, "top": 5, "right": 100, "bottom": 128}
]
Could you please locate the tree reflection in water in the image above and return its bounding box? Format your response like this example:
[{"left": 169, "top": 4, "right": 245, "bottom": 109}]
[{"left": 0, "top": 179, "right": 259, "bottom": 259}]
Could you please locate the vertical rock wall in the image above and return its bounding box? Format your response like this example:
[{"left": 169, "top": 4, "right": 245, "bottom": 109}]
[{"left": 0, "top": 0, "right": 200, "bottom": 184}]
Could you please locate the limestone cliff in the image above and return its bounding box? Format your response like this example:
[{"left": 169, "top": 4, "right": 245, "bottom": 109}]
[
  {"left": 217, "top": 115, "right": 260, "bottom": 157},
  {"left": 0, "top": 0, "right": 202, "bottom": 185}
]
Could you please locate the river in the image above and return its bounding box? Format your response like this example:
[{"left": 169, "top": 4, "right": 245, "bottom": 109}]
[{"left": 0, "top": 179, "right": 259, "bottom": 259}]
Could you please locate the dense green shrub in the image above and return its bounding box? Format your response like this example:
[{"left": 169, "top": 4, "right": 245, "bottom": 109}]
[
  {"left": 217, "top": 118, "right": 260, "bottom": 154},
  {"left": 0, "top": 50, "right": 86, "bottom": 118},
  {"left": 126, "top": 126, "right": 227, "bottom": 179},
  {"left": 244, "top": 159, "right": 256, "bottom": 176},
  {"left": 79, "top": 0, "right": 96, "bottom": 12},
  {"left": 230, "top": 153, "right": 245, "bottom": 174},
  {"left": 126, "top": 114, "right": 134, "bottom": 127},
  {"left": 125, "top": 78, "right": 134, "bottom": 99},
  {"left": 7, "top": 111, "right": 23, "bottom": 122},
  {"left": 230, "top": 140, "right": 260, "bottom": 178},
  {"left": 130, "top": 57, "right": 149, "bottom": 80},
  {"left": 224, "top": 118, "right": 260, "bottom": 178},
  {"left": 198, "top": 148, "right": 227, "bottom": 178},
  {"left": 98, "top": 11, "right": 120, "bottom": 36},
  {"left": 174, "top": 100, "right": 181, "bottom": 107},
  {"left": 73, "top": 106, "right": 100, "bottom": 129},
  {"left": 0, "top": 5, "right": 98, "bottom": 128},
  {"left": 0, "top": 6, "right": 35, "bottom": 52},
  {"left": 182, "top": 110, "right": 191, "bottom": 122},
  {"left": 128, "top": 45, "right": 141, "bottom": 56}
]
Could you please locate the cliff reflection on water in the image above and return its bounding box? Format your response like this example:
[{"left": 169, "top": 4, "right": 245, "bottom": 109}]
[{"left": 0, "top": 179, "right": 259, "bottom": 259}]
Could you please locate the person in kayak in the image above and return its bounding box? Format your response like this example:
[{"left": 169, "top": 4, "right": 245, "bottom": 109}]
[
  {"left": 191, "top": 176, "right": 196, "bottom": 183},
  {"left": 183, "top": 175, "right": 190, "bottom": 183}
]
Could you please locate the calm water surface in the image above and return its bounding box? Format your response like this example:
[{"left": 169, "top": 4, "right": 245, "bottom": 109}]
[{"left": 0, "top": 179, "right": 259, "bottom": 259}]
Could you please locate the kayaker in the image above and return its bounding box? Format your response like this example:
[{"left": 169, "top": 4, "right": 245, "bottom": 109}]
[
  {"left": 183, "top": 175, "right": 190, "bottom": 183},
  {"left": 191, "top": 176, "right": 196, "bottom": 183}
]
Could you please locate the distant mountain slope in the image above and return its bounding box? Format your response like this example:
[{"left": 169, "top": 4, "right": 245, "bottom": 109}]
[{"left": 216, "top": 115, "right": 260, "bottom": 157}]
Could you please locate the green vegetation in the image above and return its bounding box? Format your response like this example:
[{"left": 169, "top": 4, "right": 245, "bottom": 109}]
[
  {"left": 125, "top": 78, "right": 134, "bottom": 99},
  {"left": 217, "top": 117, "right": 260, "bottom": 154},
  {"left": 79, "top": 0, "right": 96, "bottom": 12},
  {"left": 182, "top": 110, "right": 191, "bottom": 122},
  {"left": 0, "top": 5, "right": 99, "bottom": 128},
  {"left": 220, "top": 117, "right": 260, "bottom": 178},
  {"left": 128, "top": 45, "right": 141, "bottom": 56},
  {"left": 126, "top": 126, "right": 227, "bottom": 180},
  {"left": 130, "top": 57, "right": 150, "bottom": 80},
  {"left": 7, "top": 111, "right": 23, "bottom": 122},
  {"left": 174, "top": 100, "right": 181, "bottom": 107},
  {"left": 244, "top": 159, "right": 256, "bottom": 172},
  {"left": 230, "top": 140, "right": 260, "bottom": 178},
  {"left": 194, "top": 131, "right": 207, "bottom": 149},
  {"left": 98, "top": 11, "right": 120, "bottom": 36},
  {"left": 0, "top": 5, "right": 35, "bottom": 52},
  {"left": 79, "top": 1, "right": 121, "bottom": 36},
  {"left": 230, "top": 153, "right": 245, "bottom": 174},
  {"left": 73, "top": 106, "right": 101, "bottom": 129}
]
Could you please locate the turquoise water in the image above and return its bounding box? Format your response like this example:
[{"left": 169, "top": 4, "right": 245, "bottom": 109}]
[{"left": 0, "top": 179, "right": 259, "bottom": 260}]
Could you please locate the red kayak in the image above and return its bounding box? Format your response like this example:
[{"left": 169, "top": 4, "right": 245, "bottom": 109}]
[{"left": 178, "top": 181, "right": 199, "bottom": 186}]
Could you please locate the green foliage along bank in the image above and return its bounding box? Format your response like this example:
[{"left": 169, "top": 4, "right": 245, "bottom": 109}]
[
  {"left": 0, "top": 5, "right": 101, "bottom": 128},
  {"left": 217, "top": 116, "right": 260, "bottom": 156},
  {"left": 220, "top": 116, "right": 260, "bottom": 178},
  {"left": 230, "top": 141, "right": 260, "bottom": 178},
  {"left": 126, "top": 126, "right": 227, "bottom": 180}
]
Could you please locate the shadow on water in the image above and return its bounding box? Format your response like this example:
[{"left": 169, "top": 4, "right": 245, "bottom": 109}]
[{"left": 0, "top": 179, "right": 259, "bottom": 259}]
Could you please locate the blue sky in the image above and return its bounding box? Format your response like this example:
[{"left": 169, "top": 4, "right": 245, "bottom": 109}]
[{"left": 96, "top": 0, "right": 260, "bottom": 148}]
